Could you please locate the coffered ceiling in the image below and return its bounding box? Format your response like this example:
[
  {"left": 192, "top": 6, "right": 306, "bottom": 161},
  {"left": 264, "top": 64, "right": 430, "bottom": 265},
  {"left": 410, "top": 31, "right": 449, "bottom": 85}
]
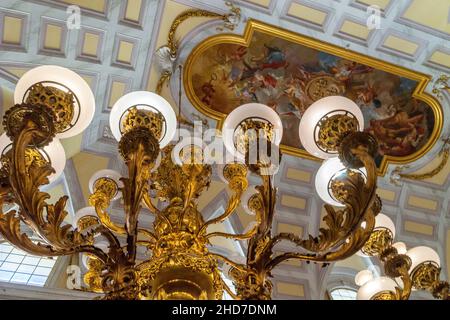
[{"left": 0, "top": 0, "right": 449, "bottom": 299}]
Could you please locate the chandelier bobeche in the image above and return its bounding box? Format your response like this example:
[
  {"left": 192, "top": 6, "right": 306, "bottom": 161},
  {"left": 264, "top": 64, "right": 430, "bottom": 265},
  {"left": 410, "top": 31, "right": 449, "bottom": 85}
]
[{"left": 0, "top": 65, "right": 448, "bottom": 300}]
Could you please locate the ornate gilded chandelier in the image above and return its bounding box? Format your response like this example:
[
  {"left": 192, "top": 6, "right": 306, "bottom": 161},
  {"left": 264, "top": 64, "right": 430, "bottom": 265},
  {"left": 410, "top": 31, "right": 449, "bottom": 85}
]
[{"left": 0, "top": 65, "right": 448, "bottom": 300}]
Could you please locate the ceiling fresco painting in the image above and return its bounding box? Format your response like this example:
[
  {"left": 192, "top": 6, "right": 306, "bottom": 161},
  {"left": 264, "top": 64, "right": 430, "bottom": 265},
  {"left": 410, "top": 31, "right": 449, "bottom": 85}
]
[{"left": 185, "top": 21, "right": 443, "bottom": 174}]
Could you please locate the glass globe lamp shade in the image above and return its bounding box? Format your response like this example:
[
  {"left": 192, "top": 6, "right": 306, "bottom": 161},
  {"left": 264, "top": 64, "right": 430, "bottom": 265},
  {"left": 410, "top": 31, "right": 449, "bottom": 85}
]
[
  {"left": 315, "top": 157, "right": 367, "bottom": 207},
  {"left": 356, "top": 213, "right": 395, "bottom": 257},
  {"left": 355, "top": 269, "right": 374, "bottom": 287},
  {"left": 109, "top": 91, "right": 176, "bottom": 148},
  {"left": 406, "top": 246, "right": 440, "bottom": 273},
  {"left": 222, "top": 103, "right": 283, "bottom": 161},
  {"left": 374, "top": 213, "right": 396, "bottom": 238},
  {"left": 14, "top": 65, "right": 95, "bottom": 139},
  {"left": 73, "top": 206, "right": 97, "bottom": 227},
  {"left": 392, "top": 242, "right": 407, "bottom": 255},
  {"left": 357, "top": 276, "right": 397, "bottom": 300},
  {"left": 299, "top": 96, "right": 364, "bottom": 159},
  {"left": 0, "top": 133, "right": 65, "bottom": 183},
  {"left": 88, "top": 169, "right": 123, "bottom": 201}
]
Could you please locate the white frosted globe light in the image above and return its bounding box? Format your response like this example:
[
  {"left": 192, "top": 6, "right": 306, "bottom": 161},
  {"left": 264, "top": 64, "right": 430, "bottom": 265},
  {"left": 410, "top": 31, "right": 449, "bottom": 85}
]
[
  {"left": 406, "top": 246, "right": 440, "bottom": 273},
  {"left": 356, "top": 214, "right": 395, "bottom": 257},
  {"left": 315, "top": 157, "right": 367, "bottom": 207},
  {"left": 355, "top": 269, "right": 374, "bottom": 287},
  {"left": 109, "top": 91, "right": 176, "bottom": 148},
  {"left": 73, "top": 206, "right": 97, "bottom": 227},
  {"left": 357, "top": 276, "right": 397, "bottom": 300},
  {"left": 374, "top": 213, "right": 396, "bottom": 238},
  {"left": 392, "top": 242, "right": 407, "bottom": 255},
  {"left": 88, "top": 169, "right": 123, "bottom": 201},
  {"left": 0, "top": 133, "right": 65, "bottom": 183},
  {"left": 222, "top": 103, "right": 283, "bottom": 161},
  {"left": 299, "top": 96, "right": 364, "bottom": 159},
  {"left": 14, "top": 65, "right": 95, "bottom": 139}
]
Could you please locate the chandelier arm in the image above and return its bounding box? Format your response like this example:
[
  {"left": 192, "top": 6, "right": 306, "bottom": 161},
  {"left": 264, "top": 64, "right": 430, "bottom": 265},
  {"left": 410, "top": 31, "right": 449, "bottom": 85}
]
[
  {"left": 3, "top": 117, "right": 119, "bottom": 263},
  {"left": 142, "top": 193, "right": 172, "bottom": 230},
  {"left": 204, "top": 186, "right": 262, "bottom": 240},
  {"left": 271, "top": 143, "right": 378, "bottom": 255},
  {"left": 121, "top": 142, "right": 153, "bottom": 263},
  {"left": 259, "top": 174, "right": 275, "bottom": 231},
  {"left": 0, "top": 206, "right": 111, "bottom": 263},
  {"left": 204, "top": 227, "right": 258, "bottom": 241},
  {"left": 138, "top": 229, "right": 157, "bottom": 242},
  {"left": 265, "top": 143, "right": 379, "bottom": 271},
  {"left": 142, "top": 192, "right": 160, "bottom": 215},
  {"left": 198, "top": 189, "right": 244, "bottom": 235},
  {"left": 244, "top": 174, "right": 275, "bottom": 265},
  {"left": 266, "top": 205, "right": 377, "bottom": 272},
  {"left": 136, "top": 240, "right": 154, "bottom": 249},
  {"left": 364, "top": 230, "right": 414, "bottom": 300},
  {"left": 210, "top": 252, "right": 248, "bottom": 273},
  {"left": 221, "top": 278, "right": 240, "bottom": 300},
  {"left": 396, "top": 267, "right": 413, "bottom": 300},
  {"left": 268, "top": 214, "right": 376, "bottom": 269},
  {"left": 92, "top": 202, "right": 156, "bottom": 244},
  {"left": 93, "top": 203, "right": 127, "bottom": 235},
  {"left": 198, "top": 163, "right": 248, "bottom": 235}
]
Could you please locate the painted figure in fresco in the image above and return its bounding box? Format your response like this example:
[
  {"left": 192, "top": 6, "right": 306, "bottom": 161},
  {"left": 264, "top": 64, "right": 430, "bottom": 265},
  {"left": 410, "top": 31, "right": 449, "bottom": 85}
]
[
  {"left": 330, "top": 61, "right": 374, "bottom": 88},
  {"left": 357, "top": 84, "right": 378, "bottom": 105},
  {"left": 200, "top": 74, "right": 217, "bottom": 105},
  {"left": 259, "top": 44, "right": 288, "bottom": 70},
  {"left": 367, "top": 109, "right": 426, "bottom": 156},
  {"left": 283, "top": 76, "right": 309, "bottom": 114}
]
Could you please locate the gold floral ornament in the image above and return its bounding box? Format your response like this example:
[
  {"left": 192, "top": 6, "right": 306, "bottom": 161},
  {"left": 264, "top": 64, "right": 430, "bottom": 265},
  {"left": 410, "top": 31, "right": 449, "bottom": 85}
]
[
  {"left": 234, "top": 119, "right": 275, "bottom": 156},
  {"left": 25, "top": 83, "right": 75, "bottom": 133},
  {"left": 2, "top": 103, "right": 56, "bottom": 148},
  {"left": 432, "top": 74, "right": 449, "bottom": 100},
  {"left": 89, "top": 177, "right": 119, "bottom": 210},
  {"left": 305, "top": 76, "right": 344, "bottom": 102},
  {"left": 233, "top": 118, "right": 277, "bottom": 175},
  {"left": 1, "top": 147, "right": 47, "bottom": 174},
  {"left": 390, "top": 136, "right": 450, "bottom": 185},
  {"left": 121, "top": 107, "right": 164, "bottom": 140},
  {"left": 317, "top": 113, "right": 359, "bottom": 153}
]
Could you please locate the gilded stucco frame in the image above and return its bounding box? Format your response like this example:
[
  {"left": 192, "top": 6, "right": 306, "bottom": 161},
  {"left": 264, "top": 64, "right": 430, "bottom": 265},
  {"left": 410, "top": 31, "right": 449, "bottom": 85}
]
[{"left": 183, "top": 20, "right": 443, "bottom": 176}]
